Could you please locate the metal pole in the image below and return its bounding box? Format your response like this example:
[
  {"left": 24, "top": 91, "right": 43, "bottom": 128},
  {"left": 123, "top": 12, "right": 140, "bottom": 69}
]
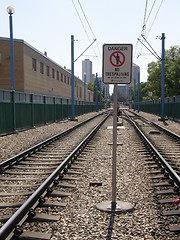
[
  {"left": 99, "top": 78, "right": 101, "bottom": 110},
  {"left": 71, "top": 35, "right": 75, "bottom": 120},
  {"left": 84, "top": 73, "right": 86, "bottom": 102},
  {"left": 137, "top": 71, "right": 140, "bottom": 112},
  {"left": 128, "top": 87, "right": 131, "bottom": 109},
  {"left": 112, "top": 84, "right": 118, "bottom": 207},
  {"left": 133, "top": 78, "right": 136, "bottom": 111},
  {"left": 161, "top": 33, "right": 165, "bottom": 120},
  {"left": 8, "top": 10, "right": 16, "bottom": 131},
  {"left": 9, "top": 13, "right": 15, "bottom": 90},
  {"left": 105, "top": 85, "right": 109, "bottom": 109},
  {"left": 95, "top": 73, "right": 98, "bottom": 112}
]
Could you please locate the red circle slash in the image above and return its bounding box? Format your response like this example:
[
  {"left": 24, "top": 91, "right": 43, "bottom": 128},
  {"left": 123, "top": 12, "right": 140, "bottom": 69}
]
[{"left": 110, "top": 51, "right": 125, "bottom": 67}]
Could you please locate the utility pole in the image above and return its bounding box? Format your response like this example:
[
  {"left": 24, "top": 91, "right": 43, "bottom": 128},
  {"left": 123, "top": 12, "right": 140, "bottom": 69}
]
[
  {"left": 71, "top": 35, "right": 75, "bottom": 120},
  {"left": 133, "top": 77, "right": 136, "bottom": 111},
  {"left": 95, "top": 73, "right": 98, "bottom": 112},
  {"left": 161, "top": 33, "right": 165, "bottom": 120},
  {"left": 138, "top": 33, "right": 165, "bottom": 120},
  {"left": 137, "top": 71, "right": 140, "bottom": 112}
]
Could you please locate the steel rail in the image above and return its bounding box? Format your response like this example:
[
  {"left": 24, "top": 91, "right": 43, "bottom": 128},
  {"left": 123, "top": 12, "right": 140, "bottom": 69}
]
[
  {"left": 0, "top": 112, "right": 105, "bottom": 172},
  {"left": 151, "top": 121, "right": 180, "bottom": 141},
  {"left": 126, "top": 109, "right": 180, "bottom": 141},
  {"left": 0, "top": 112, "right": 110, "bottom": 240},
  {"left": 123, "top": 115, "right": 180, "bottom": 188}
]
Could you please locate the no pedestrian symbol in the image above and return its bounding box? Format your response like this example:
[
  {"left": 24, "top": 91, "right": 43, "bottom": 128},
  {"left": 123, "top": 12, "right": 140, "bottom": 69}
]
[
  {"left": 110, "top": 51, "right": 125, "bottom": 67},
  {"left": 102, "top": 44, "right": 133, "bottom": 84}
]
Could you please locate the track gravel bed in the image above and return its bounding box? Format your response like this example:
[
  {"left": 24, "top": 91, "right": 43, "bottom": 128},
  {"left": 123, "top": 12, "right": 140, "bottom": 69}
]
[
  {"left": 0, "top": 112, "right": 99, "bottom": 162},
  {"left": 137, "top": 111, "right": 180, "bottom": 135},
  {"left": 0, "top": 111, "right": 179, "bottom": 239},
  {"left": 50, "top": 117, "right": 178, "bottom": 240}
]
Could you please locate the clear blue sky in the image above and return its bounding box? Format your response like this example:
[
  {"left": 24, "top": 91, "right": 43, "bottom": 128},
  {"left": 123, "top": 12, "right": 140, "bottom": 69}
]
[{"left": 1, "top": 0, "right": 179, "bottom": 92}]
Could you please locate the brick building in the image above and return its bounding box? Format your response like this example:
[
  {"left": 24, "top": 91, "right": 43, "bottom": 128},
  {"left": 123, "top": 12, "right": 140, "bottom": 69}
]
[{"left": 0, "top": 37, "right": 93, "bottom": 101}]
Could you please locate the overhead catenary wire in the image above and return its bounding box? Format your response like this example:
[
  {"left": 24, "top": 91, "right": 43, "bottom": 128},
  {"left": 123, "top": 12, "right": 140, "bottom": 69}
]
[
  {"left": 147, "top": 0, "right": 164, "bottom": 37},
  {"left": 142, "top": 0, "right": 148, "bottom": 36},
  {"left": 72, "top": 0, "right": 101, "bottom": 67},
  {"left": 145, "top": 0, "right": 157, "bottom": 26},
  {"left": 71, "top": 0, "right": 92, "bottom": 43},
  {"left": 141, "top": 35, "right": 161, "bottom": 60},
  {"left": 77, "top": 0, "right": 101, "bottom": 59},
  {"left": 138, "top": 37, "right": 160, "bottom": 60},
  {"left": 136, "top": 0, "right": 164, "bottom": 60},
  {"left": 74, "top": 38, "right": 97, "bottom": 62},
  {"left": 135, "top": 0, "right": 148, "bottom": 59}
]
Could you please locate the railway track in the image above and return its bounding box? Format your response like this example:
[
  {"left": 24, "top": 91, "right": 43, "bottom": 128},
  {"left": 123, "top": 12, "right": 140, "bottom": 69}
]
[
  {"left": 0, "top": 109, "right": 179, "bottom": 239},
  {"left": 0, "top": 112, "right": 110, "bottom": 240},
  {"left": 124, "top": 109, "right": 180, "bottom": 235}
]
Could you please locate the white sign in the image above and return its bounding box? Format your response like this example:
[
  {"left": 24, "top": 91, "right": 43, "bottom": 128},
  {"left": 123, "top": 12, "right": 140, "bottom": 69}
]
[{"left": 102, "top": 44, "right": 133, "bottom": 84}]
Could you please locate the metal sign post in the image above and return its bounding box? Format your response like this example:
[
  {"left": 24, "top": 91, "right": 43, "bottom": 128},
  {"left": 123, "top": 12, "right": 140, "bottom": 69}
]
[
  {"left": 97, "top": 43, "right": 134, "bottom": 213},
  {"left": 112, "top": 84, "right": 118, "bottom": 206}
]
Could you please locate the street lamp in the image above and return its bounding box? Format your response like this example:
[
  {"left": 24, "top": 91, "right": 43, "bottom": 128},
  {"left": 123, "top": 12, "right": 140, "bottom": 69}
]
[
  {"left": 7, "top": 6, "right": 16, "bottom": 131},
  {"left": 83, "top": 73, "right": 86, "bottom": 102},
  {"left": 7, "top": 6, "right": 15, "bottom": 90}
]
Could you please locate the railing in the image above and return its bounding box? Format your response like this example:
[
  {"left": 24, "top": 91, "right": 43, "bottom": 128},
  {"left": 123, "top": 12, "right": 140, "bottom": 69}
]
[
  {"left": 0, "top": 89, "right": 104, "bottom": 135},
  {"left": 132, "top": 95, "right": 180, "bottom": 121}
]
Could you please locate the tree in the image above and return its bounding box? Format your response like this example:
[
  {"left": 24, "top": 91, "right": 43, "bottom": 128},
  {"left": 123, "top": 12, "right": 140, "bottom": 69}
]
[
  {"left": 165, "top": 46, "right": 180, "bottom": 96},
  {"left": 147, "top": 61, "right": 161, "bottom": 99},
  {"left": 145, "top": 45, "right": 180, "bottom": 100}
]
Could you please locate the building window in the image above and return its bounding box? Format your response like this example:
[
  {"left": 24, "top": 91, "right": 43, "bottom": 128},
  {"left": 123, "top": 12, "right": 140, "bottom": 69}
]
[
  {"left": 79, "top": 87, "right": 82, "bottom": 98},
  {"left": 46, "top": 66, "right": 50, "bottom": 76},
  {"left": 64, "top": 75, "right": 66, "bottom": 84},
  {"left": 52, "top": 68, "right": 55, "bottom": 78},
  {"left": 76, "top": 86, "right": 78, "bottom": 98},
  {"left": 61, "top": 73, "right": 63, "bottom": 82},
  {"left": 32, "top": 58, "right": 37, "bottom": 71},
  {"left": 56, "top": 71, "right": 59, "bottom": 80},
  {"left": 67, "top": 77, "right": 70, "bottom": 85},
  {"left": 40, "top": 62, "right": 44, "bottom": 74}
]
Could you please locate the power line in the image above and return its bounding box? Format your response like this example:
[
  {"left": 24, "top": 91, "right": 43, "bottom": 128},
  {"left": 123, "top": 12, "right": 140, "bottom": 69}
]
[
  {"left": 138, "top": 37, "right": 160, "bottom": 60},
  {"left": 77, "top": 0, "right": 96, "bottom": 40},
  {"left": 71, "top": 0, "right": 101, "bottom": 67},
  {"left": 71, "top": 0, "right": 91, "bottom": 42},
  {"left": 147, "top": 0, "right": 164, "bottom": 36},
  {"left": 141, "top": 0, "right": 148, "bottom": 36},
  {"left": 74, "top": 39, "right": 96, "bottom": 62},
  {"left": 136, "top": 0, "right": 164, "bottom": 60},
  {"left": 145, "top": 0, "right": 157, "bottom": 25},
  {"left": 77, "top": 0, "right": 102, "bottom": 60},
  {"left": 141, "top": 35, "right": 161, "bottom": 60}
]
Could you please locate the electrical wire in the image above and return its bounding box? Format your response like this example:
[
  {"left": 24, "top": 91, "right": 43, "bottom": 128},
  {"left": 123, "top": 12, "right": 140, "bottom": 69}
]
[
  {"left": 141, "top": 0, "right": 148, "bottom": 36},
  {"left": 71, "top": 0, "right": 91, "bottom": 42},
  {"left": 77, "top": 0, "right": 102, "bottom": 60},
  {"left": 71, "top": 0, "right": 101, "bottom": 68},
  {"left": 135, "top": 0, "right": 148, "bottom": 60},
  {"left": 141, "top": 35, "right": 161, "bottom": 60},
  {"left": 147, "top": 0, "right": 164, "bottom": 36},
  {"left": 136, "top": 0, "right": 164, "bottom": 60},
  {"left": 138, "top": 38, "right": 160, "bottom": 60},
  {"left": 77, "top": 0, "right": 96, "bottom": 40},
  {"left": 145, "top": 0, "right": 157, "bottom": 25}
]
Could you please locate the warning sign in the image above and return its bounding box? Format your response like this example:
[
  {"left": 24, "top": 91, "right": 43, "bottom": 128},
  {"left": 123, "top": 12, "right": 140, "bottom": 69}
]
[
  {"left": 102, "top": 44, "right": 133, "bottom": 84},
  {"left": 110, "top": 51, "right": 125, "bottom": 67}
]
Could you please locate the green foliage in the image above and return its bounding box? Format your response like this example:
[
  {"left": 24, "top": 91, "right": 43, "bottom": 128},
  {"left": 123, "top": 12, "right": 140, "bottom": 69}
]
[
  {"left": 87, "top": 82, "right": 107, "bottom": 103},
  {"left": 141, "top": 45, "right": 180, "bottom": 100},
  {"left": 87, "top": 82, "right": 95, "bottom": 92}
]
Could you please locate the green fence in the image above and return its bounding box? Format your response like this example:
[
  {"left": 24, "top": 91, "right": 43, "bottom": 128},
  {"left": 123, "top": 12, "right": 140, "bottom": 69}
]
[
  {"left": 139, "top": 95, "right": 180, "bottom": 121},
  {"left": 0, "top": 90, "right": 103, "bottom": 135}
]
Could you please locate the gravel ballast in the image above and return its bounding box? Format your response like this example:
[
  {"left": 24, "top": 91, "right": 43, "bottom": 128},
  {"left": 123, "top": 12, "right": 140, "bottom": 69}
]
[{"left": 0, "top": 111, "right": 179, "bottom": 239}]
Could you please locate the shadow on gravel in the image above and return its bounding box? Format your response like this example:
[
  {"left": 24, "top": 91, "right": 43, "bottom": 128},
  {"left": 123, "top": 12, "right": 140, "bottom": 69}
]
[{"left": 106, "top": 209, "right": 116, "bottom": 240}]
